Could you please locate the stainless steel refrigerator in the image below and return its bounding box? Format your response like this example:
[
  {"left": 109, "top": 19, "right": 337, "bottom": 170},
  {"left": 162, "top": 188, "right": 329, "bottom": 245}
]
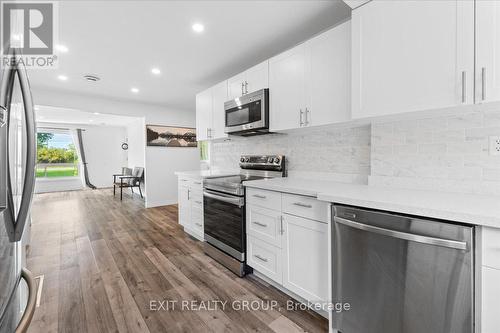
[{"left": 0, "top": 56, "right": 37, "bottom": 332}]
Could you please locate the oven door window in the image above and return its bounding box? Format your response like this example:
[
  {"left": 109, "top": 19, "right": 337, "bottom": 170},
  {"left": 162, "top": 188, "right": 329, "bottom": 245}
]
[
  {"left": 225, "top": 100, "right": 262, "bottom": 127},
  {"left": 204, "top": 195, "right": 244, "bottom": 254}
]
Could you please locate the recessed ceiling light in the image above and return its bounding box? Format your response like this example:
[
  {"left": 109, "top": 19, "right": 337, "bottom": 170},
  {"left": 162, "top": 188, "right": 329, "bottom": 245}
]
[
  {"left": 131, "top": 87, "right": 139, "bottom": 94},
  {"left": 192, "top": 23, "right": 204, "bottom": 33},
  {"left": 89, "top": 119, "right": 94, "bottom": 122},
  {"left": 93, "top": 112, "right": 100, "bottom": 115},
  {"left": 151, "top": 67, "right": 161, "bottom": 75},
  {"left": 34, "top": 106, "right": 40, "bottom": 111},
  {"left": 55, "top": 44, "right": 69, "bottom": 53},
  {"left": 58, "top": 75, "right": 68, "bottom": 81}
]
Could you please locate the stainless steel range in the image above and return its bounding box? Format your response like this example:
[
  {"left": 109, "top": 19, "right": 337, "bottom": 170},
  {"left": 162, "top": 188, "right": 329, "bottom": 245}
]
[{"left": 203, "top": 155, "right": 285, "bottom": 277}]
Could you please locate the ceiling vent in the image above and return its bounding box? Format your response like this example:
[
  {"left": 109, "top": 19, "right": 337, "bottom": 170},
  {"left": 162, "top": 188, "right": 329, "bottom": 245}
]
[{"left": 83, "top": 74, "right": 100, "bottom": 82}]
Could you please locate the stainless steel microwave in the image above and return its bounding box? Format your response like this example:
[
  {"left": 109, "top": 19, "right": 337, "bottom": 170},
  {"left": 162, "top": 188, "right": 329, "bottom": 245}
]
[{"left": 224, "top": 88, "right": 269, "bottom": 136}]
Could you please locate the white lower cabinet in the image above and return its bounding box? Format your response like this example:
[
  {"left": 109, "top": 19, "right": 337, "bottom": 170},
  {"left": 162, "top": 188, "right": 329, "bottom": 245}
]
[
  {"left": 177, "top": 176, "right": 204, "bottom": 241},
  {"left": 247, "top": 235, "right": 283, "bottom": 284},
  {"left": 246, "top": 188, "right": 329, "bottom": 306},
  {"left": 282, "top": 214, "right": 329, "bottom": 303},
  {"left": 482, "top": 266, "right": 500, "bottom": 333}
]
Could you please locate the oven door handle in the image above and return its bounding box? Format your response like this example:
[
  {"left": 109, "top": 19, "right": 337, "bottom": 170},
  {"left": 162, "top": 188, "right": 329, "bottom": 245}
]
[{"left": 203, "top": 189, "right": 244, "bottom": 207}]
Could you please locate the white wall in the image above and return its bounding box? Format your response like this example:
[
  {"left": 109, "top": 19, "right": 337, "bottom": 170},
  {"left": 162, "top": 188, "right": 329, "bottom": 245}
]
[
  {"left": 33, "top": 88, "right": 200, "bottom": 207},
  {"left": 126, "top": 120, "right": 146, "bottom": 168},
  {"left": 83, "top": 126, "right": 128, "bottom": 188}
]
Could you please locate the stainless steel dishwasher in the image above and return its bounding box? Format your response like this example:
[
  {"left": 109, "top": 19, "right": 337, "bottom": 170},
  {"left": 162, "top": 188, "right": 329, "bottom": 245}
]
[{"left": 332, "top": 205, "right": 474, "bottom": 333}]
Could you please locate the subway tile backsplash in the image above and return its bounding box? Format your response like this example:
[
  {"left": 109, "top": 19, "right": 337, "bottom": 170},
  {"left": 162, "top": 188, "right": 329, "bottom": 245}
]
[
  {"left": 370, "top": 108, "right": 500, "bottom": 195},
  {"left": 209, "top": 105, "right": 500, "bottom": 195},
  {"left": 210, "top": 124, "right": 371, "bottom": 184}
]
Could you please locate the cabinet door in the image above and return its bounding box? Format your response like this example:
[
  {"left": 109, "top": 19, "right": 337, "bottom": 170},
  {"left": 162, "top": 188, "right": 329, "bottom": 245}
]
[
  {"left": 178, "top": 186, "right": 190, "bottom": 227},
  {"left": 269, "top": 44, "right": 307, "bottom": 131},
  {"left": 306, "top": 22, "right": 350, "bottom": 127},
  {"left": 195, "top": 89, "right": 212, "bottom": 141},
  {"left": 351, "top": 0, "right": 474, "bottom": 119},
  {"left": 211, "top": 80, "right": 228, "bottom": 140},
  {"left": 482, "top": 266, "right": 500, "bottom": 333},
  {"left": 282, "top": 214, "right": 328, "bottom": 303},
  {"left": 245, "top": 61, "right": 269, "bottom": 94},
  {"left": 476, "top": 0, "right": 500, "bottom": 103},
  {"left": 227, "top": 72, "right": 246, "bottom": 100}
]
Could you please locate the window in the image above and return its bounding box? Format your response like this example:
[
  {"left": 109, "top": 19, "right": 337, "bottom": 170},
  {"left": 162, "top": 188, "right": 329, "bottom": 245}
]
[
  {"left": 36, "top": 130, "right": 79, "bottom": 178},
  {"left": 199, "top": 141, "right": 209, "bottom": 161}
]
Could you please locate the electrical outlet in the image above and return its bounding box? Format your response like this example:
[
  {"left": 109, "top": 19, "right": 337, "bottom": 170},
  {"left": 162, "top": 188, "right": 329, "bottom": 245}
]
[{"left": 489, "top": 136, "right": 500, "bottom": 156}]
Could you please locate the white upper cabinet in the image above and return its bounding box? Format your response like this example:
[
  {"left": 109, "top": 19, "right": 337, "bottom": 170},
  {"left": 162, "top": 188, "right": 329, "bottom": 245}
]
[
  {"left": 269, "top": 44, "right": 307, "bottom": 131},
  {"left": 228, "top": 72, "right": 247, "bottom": 100},
  {"left": 306, "top": 21, "right": 350, "bottom": 127},
  {"left": 270, "top": 22, "right": 351, "bottom": 131},
  {"left": 245, "top": 61, "right": 269, "bottom": 94},
  {"left": 195, "top": 88, "right": 212, "bottom": 141},
  {"left": 476, "top": 0, "right": 500, "bottom": 104},
  {"left": 227, "top": 61, "right": 269, "bottom": 100},
  {"left": 211, "top": 81, "right": 228, "bottom": 140},
  {"left": 351, "top": 0, "right": 475, "bottom": 119},
  {"left": 196, "top": 80, "right": 228, "bottom": 141}
]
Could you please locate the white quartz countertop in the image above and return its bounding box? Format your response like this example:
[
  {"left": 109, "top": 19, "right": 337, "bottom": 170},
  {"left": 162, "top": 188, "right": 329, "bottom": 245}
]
[
  {"left": 243, "top": 178, "right": 500, "bottom": 228},
  {"left": 174, "top": 170, "right": 239, "bottom": 179}
]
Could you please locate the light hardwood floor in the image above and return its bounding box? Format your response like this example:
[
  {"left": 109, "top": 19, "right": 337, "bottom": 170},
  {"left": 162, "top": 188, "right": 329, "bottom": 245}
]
[{"left": 26, "top": 189, "right": 328, "bottom": 333}]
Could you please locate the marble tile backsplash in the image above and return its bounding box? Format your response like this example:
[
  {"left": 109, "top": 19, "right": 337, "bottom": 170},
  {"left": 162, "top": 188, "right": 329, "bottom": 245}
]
[
  {"left": 370, "top": 108, "right": 500, "bottom": 195},
  {"left": 208, "top": 104, "right": 500, "bottom": 195},
  {"left": 210, "top": 124, "right": 371, "bottom": 184}
]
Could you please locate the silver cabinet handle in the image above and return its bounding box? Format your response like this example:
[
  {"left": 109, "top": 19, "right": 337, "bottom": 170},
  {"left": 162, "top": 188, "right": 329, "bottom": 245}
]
[
  {"left": 245, "top": 81, "right": 248, "bottom": 94},
  {"left": 482, "top": 67, "right": 486, "bottom": 101},
  {"left": 187, "top": 189, "right": 190, "bottom": 200},
  {"left": 252, "top": 194, "right": 266, "bottom": 199},
  {"left": 280, "top": 216, "right": 284, "bottom": 234},
  {"left": 334, "top": 216, "right": 468, "bottom": 251},
  {"left": 180, "top": 179, "right": 189, "bottom": 182},
  {"left": 241, "top": 82, "right": 245, "bottom": 95},
  {"left": 195, "top": 222, "right": 202, "bottom": 227},
  {"left": 293, "top": 202, "right": 313, "bottom": 208},
  {"left": 305, "top": 107, "right": 310, "bottom": 126},
  {"left": 254, "top": 254, "right": 268, "bottom": 262},
  {"left": 195, "top": 201, "right": 202, "bottom": 204},
  {"left": 299, "top": 109, "right": 304, "bottom": 127},
  {"left": 194, "top": 181, "right": 202, "bottom": 185},
  {"left": 16, "top": 268, "right": 37, "bottom": 333},
  {"left": 252, "top": 221, "right": 267, "bottom": 227},
  {"left": 461, "top": 71, "right": 467, "bottom": 103}
]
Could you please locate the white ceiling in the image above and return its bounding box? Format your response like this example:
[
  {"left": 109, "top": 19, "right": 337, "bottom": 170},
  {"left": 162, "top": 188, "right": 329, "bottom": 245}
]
[
  {"left": 35, "top": 105, "right": 141, "bottom": 127},
  {"left": 28, "top": 0, "right": 350, "bottom": 112}
]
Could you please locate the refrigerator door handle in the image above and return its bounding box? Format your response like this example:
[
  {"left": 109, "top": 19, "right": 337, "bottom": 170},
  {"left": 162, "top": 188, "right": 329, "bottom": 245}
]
[
  {"left": 0, "top": 55, "right": 36, "bottom": 242},
  {"left": 12, "top": 63, "right": 36, "bottom": 242},
  {"left": 15, "top": 268, "right": 37, "bottom": 333}
]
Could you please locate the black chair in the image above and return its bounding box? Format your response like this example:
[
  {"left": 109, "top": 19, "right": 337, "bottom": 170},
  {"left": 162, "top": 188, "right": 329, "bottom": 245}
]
[{"left": 113, "top": 167, "right": 144, "bottom": 200}]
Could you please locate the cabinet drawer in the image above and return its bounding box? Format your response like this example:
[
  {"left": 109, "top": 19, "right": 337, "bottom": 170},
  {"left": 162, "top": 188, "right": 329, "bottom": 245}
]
[
  {"left": 247, "top": 205, "right": 282, "bottom": 248},
  {"left": 247, "top": 236, "right": 282, "bottom": 284},
  {"left": 482, "top": 227, "right": 500, "bottom": 269},
  {"left": 282, "top": 193, "right": 328, "bottom": 223},
  {"left": 190, "top": 191, "right": 203, "bottom": 208},
  {"left": 178, "top": 178, "right": 190, "bottom": 187},
  {"left": 246, "top": 188, "right": 281, "bottom": 211},
  {"left": 189, "top": 179, "right": 203, "bottom": 191}
]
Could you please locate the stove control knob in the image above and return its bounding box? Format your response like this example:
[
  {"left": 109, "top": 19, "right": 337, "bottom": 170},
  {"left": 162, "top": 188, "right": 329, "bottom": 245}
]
[
  {"left": 274, "top": 157, "right": 281, "bottom": 164},
  {"left": 240, "top": 158, "right": 245, "bottom": 163},
  {"left": 245, "top": 158, "right": 250, "bottom": 162},
  {"left": 267, "top": 157, "right": 274, "bottom": 163}
]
